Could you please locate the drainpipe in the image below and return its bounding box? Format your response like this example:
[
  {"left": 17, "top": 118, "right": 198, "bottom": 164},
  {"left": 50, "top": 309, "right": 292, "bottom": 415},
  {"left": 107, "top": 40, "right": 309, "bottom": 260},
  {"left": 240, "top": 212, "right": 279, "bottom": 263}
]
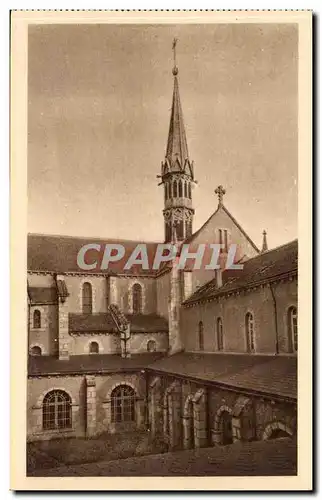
[{"left": 268, "top": 282, "right": 279, "bottom": 354}]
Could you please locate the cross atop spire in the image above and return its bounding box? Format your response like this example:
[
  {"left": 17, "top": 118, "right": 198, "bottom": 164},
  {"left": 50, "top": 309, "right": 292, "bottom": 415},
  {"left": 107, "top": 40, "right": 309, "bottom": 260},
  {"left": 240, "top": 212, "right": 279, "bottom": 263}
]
[{"left": 215, "top": 185, "right": 226, "bottom": 206}]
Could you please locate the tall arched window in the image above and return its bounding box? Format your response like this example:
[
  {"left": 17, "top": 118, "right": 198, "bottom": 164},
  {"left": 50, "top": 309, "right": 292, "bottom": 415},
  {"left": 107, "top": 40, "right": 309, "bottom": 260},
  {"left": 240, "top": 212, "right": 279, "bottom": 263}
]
[
  {"left": 245, "top": 312, "right": 255, "bottom": 353},
  {"left": 173, "top": 180, "right": 178, "bottom": 198},
  {"left": 178, "top": 179, "right": 183, "bottom": 197},
  {"left": 132, "top": 283, "right": 142, "bottom": 314},
  {"left": 188, "top": 183, "right": 192, "bottom": 199},
  {"left": 111, "top": 385, "right": 136, "bottom": 423},
  {"left": 198, "top": 321, "right": 204, "bottom": 351},
  {"left": 147, "top": 340, "right": 157, "bottom": 352},
  {"left": 82, "top": 282, "right": 92, "bottom": 314},
  {"left": 31, "top": 346, "right": 42, "bottom": 356},
  {"left": 184, "top": 181, "right": 188, "bottom": 198},
  {"left": 164, "top": 183, "right": 168, "bottom": 201},
  {"left": 287, "top": 306, "right": 298, "bottom": 352},
  {"left": 33, "top": 310, "right": 41, "bottom": 329},
  {"left": 89, "top": 341, "right": 99, "bottom": 354},
  {"left": 43, "top": 390, "right": 72, "bottom": 430},
  {"left": 168, "top": 182, "right": 172, "bottom": 199},
  {"left": 217, "top": 317, "right": 224, "bottom": 351}
]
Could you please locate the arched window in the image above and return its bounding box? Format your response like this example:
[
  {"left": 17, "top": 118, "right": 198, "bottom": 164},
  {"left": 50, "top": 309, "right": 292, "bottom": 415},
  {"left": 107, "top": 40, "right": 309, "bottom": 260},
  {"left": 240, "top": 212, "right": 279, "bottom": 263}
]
[
  {"left": 217, "top": 317, "right": 224, "bottom": 351},
  {"left": 132, "top": 283, "right": 142, "bottom": 314},
  {"left": 31, "top": 346, "right": 42, "bottom": 356},
  {"left": 111, "top": 385, "right": 136, "bottom": 423},
  {"left": 173, "top": 180, "right": 178, "bottom": 198},
  {"left": 147, "top": 340, "right": 156, "bottom": 352},
  {"left": 245, "top": 312, "right": 255, "bottom": 353},
  {"left": 43, "top": 390, "right": 72, "bottom": 430},
  {"left": 178, "top": 179, "right": 183, "bottom": 197},
  {"left": 82, "top": 282, "right": 92, "bottom": 314},
  {"left": 33, "top": 310, "right": 41, "bottom": 329},
  {"left": 188, "top": 183, "right": 192, "bottom": 199},
  {"left": 198, "top": 321, "right": 204, "bottom": 351},
  {"left": 168, "top": 182, "right": 172, "bottom": 199},
  {"left": 184, "top": 181, "right": 188, "bottom": 198},
  {"left": 165, "top": 183, "right": 168, "bottom": 201},
  {"left": 89, "top": 341, "right": 99, "bottom": 354},
  {"left": 287, "top": 306, "right": 298, "bottom": 352}
]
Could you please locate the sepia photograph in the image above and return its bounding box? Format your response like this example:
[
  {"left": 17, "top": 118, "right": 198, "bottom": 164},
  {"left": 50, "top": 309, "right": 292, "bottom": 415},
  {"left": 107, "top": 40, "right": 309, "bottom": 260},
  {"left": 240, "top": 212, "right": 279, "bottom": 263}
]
[{"left": 10, "top": 10, "right": 312, "bottom": 491}]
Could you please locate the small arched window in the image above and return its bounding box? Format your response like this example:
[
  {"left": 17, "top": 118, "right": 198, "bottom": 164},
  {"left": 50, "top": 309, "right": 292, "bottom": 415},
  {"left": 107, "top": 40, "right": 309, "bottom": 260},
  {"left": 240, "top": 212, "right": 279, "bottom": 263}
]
[
  {"left": 31, "top": 346, "right": 42, "bottom": 356},
  {"left": 178, "top": 180, "right": 183, "bottom": 197},
  {"left": 33, "top": 310, "right": 41, "bottom": 329},
  {"left": 173, "top": 180, "right": 178, "bottom": 198},
  {"left": 132, "top": 283, "right": 142, "bottom": 314},
  {"left": 89, "top": 341, "right": 99, "bottom": 354},
  {"left": 287, "top": 306, "right": 298, "bottom": 352},
  {"left": 111, "top": 385, "right": 136, "bottom": 423},
  {"left": 245, "top": 312, "right": 255, "bottom": 353},
  {"left": 82, "top": 282, "right": 92, "bottom": 314},
  {"left": 217, "top": 317, "right": 224, "bottom": 351},
  {"left": 43, "top": 390, "right": 72, "bottom": 430},
  {"left": 198, "top": 321, "right": 204, "bottom": 351},
  {"left": 147, "top": 340, "right": 156, "bottom": 352}
]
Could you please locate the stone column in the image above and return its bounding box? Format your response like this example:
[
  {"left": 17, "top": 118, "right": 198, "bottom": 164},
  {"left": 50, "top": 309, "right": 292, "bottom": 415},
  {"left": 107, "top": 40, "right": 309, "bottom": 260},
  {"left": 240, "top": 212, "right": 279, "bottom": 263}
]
[
  {"left": 193, "top": 389, "right": 208, "bottom": 448},
  {"left": 86, "top": 376, "right": 97, "bottom": 438},
  {"left": 168, "top": 265, "right": 183, "bottom": 355},
  {"left": 149, "top": 377, "right": 162, "bottom": 437},
  {"left": 57, "top": 275, "right": 70, "bottom": 360},
  {"left": 169, "top": 386, "right": 182, "bottom": 450},
  {"left": 182, "top": 271, "right": 193, "bottom": 300}
]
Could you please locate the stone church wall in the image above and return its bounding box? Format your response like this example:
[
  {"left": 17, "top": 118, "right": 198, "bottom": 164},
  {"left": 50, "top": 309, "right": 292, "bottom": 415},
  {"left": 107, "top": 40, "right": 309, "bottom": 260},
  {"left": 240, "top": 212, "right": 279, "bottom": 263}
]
[
  {"left": 29, "top": 304, "right": 58, "bottom": 356},
  {"left": 27, "top": 372, "right": 146, "bottom": 441},
  {"left": 181, "top": 278, "right": 297, "bottom": 354}
]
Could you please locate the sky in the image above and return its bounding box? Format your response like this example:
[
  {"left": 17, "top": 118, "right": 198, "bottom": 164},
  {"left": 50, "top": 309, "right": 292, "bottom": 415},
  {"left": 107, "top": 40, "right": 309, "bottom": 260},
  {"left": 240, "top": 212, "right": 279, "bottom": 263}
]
[{"left": 28, "top": 23, "right": 298, "bottom": 249}]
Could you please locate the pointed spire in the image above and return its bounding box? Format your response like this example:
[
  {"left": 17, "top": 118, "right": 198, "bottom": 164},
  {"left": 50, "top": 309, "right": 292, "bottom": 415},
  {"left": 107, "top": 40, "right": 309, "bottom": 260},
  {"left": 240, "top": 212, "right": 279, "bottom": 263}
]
[
  {"left": 165, "top": 39, "right": 189, "bottom": 171},
  {"left": 261, "top": 230, "right": 268, "bottom": 252}
]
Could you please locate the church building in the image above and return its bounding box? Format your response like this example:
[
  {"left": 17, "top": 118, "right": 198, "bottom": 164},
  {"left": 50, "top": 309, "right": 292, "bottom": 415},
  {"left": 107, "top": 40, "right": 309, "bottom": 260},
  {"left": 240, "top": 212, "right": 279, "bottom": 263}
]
[{"left": 27, "top": 47, "right": 297, "bottom": 450}]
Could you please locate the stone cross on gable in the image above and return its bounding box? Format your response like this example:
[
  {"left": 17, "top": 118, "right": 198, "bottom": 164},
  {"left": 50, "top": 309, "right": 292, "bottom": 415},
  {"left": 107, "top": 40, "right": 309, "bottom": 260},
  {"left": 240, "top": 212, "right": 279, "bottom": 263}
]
[{"left": 215, "top": 185, "right": 226, "bottom": 206}]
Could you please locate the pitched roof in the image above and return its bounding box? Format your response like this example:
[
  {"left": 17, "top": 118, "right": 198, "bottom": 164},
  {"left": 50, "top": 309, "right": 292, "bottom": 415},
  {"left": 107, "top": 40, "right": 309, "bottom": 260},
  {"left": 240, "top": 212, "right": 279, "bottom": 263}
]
[
  {"left": 184, "top": 203, "right": 260, "bottom": 252},
  {"left": 184, "top": 239, "right": 298, "bottom": 305},
  {"left": 28, "top": 353, "right": 163, "bottom": 377},
  {"left": 28, "top": 233, "right": 160, "bottom": 276},
  {"left": 69, "top": 313, "right": 168, "bottom": 333},
  {"left": 28, "top": 287, "right": 58, "bottom": 305},
  {"left": 147, "top": 352, "right": 297, "bottom": 400}
]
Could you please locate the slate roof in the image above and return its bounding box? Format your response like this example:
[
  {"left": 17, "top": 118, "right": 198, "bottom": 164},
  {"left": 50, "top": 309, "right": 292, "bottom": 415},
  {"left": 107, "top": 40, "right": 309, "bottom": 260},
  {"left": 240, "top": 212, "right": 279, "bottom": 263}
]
[
  {"left": 28, "top": 233, "right": 161, "bottom": 276},
  {"left": 69, "top": 313, "right": 168, "bottom": 333},
  {"left": 147, "top": 352, "right": 297, "bottom": 400},
  {"left": 29, "top": 438, "right": 297, "bottom": 477},
  {"left": 184, "top": 239, "right": 298, "bottom": 305},
  {"left": 28, "top": 287, "right": 58, "bottom": 305},
  {"left": 28, "top": 353, "right": 163, "bottom": 377}
]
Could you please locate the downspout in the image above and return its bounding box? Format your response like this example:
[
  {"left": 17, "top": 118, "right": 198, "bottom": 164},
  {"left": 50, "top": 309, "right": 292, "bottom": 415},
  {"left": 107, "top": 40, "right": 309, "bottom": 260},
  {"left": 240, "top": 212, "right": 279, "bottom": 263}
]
[{"left": 268, "top": 282, "right": 279, "bottom": 354}]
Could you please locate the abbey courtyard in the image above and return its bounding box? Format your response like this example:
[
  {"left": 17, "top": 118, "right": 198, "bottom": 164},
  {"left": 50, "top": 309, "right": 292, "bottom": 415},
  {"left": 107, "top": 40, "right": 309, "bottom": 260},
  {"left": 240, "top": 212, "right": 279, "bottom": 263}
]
[{"left": 27, "top": 44, "right": 297, "bottom": 474}]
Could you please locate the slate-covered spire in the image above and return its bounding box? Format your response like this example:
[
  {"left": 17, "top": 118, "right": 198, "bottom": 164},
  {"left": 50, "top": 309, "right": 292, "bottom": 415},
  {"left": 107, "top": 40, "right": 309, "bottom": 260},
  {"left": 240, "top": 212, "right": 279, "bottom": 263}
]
[
  {"left": 159, "top": 39, "right": 195, "bottom": 243},
  {"left": 165, "top": 72, "right": 189, "bottom": 170},
  {"left": 161, "top": 39, "right": 194, "bottom": 179}
]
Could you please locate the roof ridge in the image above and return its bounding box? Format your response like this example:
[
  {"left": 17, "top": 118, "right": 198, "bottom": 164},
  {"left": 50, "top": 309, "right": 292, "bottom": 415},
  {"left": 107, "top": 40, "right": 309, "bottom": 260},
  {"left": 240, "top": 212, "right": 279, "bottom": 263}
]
[{"left": 28, "top": 232, "right": 162, "bottom": 245}]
